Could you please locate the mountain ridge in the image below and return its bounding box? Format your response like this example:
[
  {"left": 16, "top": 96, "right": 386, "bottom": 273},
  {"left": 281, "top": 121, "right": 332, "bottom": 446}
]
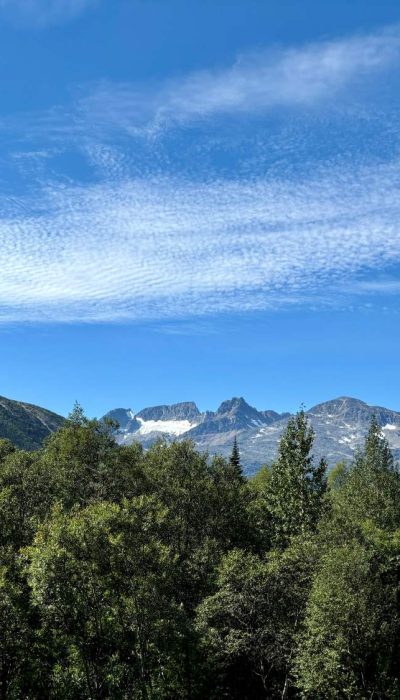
[
  {"left": 106, "top": 395, "right": 400, "bottom": 474},
  {"left": 1, "top": 393, "right": 399, "bottom": 474},
  {"left": 0, "top": 395, "right": 65, "bottom": 450}
]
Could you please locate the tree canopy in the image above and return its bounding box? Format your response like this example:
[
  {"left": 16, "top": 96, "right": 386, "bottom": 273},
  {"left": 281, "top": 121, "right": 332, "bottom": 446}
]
[{"left": 0, "top": 408, "right": 398, "bottom": 698}]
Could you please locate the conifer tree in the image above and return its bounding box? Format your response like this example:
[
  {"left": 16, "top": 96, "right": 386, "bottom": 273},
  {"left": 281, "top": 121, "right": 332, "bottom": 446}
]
[
  {"left": 364, "top": 415, "right": 394, "bottom": 473},
  {"left": 268, "top": 410, "right": 327, "bottom": 547},
  {"left": 331, "top": 416, "right": 400, "bottom": 531},
  {"left": 229, "top": 436, "right": 244, "bottom": 481}
]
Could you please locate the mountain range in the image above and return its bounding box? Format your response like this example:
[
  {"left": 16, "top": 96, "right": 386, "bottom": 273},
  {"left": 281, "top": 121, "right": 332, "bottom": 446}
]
[
  {"left": 1, "top": 393, "right": 399, "bottom": 474},
  {"left": 105, "top": 396, "right": 400, "bottom": 475}
]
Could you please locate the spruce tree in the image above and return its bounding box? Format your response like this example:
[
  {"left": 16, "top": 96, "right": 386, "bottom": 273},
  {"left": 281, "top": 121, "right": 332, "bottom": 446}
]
[
  {"left": 229, "top": 436, "right": 244, "bottom": 481},
  {"left": 332, "top": 416, "right": 400, "bottom": 531},
  {"left": 268, "top": 410, "right": 327, "bottom": 547},
  {"left": 364, "top": 415, "right": 394, "bottom": 473}
]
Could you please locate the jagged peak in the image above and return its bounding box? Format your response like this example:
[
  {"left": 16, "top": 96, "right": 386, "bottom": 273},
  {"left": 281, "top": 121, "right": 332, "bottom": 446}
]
[
  {"left": 216, "top": 397, "right": 258, "bottom": 416},
  {"left": 136, "top": 401, "right": 200, "bottom": 422}
]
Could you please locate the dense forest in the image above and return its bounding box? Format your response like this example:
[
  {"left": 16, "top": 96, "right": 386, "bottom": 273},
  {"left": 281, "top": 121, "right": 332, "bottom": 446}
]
[{"left": 0, "top": 404, "right": 400, "bottom": 699}]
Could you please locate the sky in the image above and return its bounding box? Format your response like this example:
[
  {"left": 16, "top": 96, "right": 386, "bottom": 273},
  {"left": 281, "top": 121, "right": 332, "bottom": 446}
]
[{"left": 1, "top": 0, "right": 400, "bottom": 418}]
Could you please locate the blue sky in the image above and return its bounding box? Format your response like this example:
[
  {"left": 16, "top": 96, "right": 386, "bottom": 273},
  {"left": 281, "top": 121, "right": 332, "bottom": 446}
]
[{"left": 1, "top": 0, "right": 400, "bottom": 417}]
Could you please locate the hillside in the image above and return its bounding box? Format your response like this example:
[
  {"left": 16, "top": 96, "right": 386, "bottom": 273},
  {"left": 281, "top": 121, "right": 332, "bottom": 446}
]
[{"left": 0, "top": 395, "right": 65, "bottom": 450}]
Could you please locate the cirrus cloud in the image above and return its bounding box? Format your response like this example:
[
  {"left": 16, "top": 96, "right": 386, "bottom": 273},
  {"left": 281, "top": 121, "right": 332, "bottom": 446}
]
[
  {"left": 79, "top": 26, "right": 400, "bottom": 134},
  {"left": 2, "top": 25, "right": 400, "bottom": 323}
]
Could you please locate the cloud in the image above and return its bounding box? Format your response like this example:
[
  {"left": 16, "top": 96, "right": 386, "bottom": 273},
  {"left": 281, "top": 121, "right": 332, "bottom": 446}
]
[
  {"left": 1, "top": 25, "right": 400, "bottom": 323},
  {"left": 0, "top": 0, "right": 98, "bottom": 27},
  {"left": 1, "top": 157, "right": 400, "bottom": 323},
  {"left": 2, "top": 26, "right": 399, "bottom": 144},
  {"left": 355, "top": 280, "right": 400, "bottom": 294},
  {"left": 79, "top": 26, "right": 400, "bottom": 133}
]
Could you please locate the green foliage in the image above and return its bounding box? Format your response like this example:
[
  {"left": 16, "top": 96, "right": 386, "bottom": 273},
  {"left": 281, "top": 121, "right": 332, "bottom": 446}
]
[
  {"left": 0, "top": 439, "right": 15, "bottom": 462},
  {"left": 0, "top": 408, "right": 399, "bottom": 698},
  {"left": 268, "top": 410, "right": 327, "bottom": 547},
  {"left": 295, "top": 536, "right": 400, "bottom": 698},
  {"left": 229, "top": 436, "right": 244, "bottom": 482},
  {"left": 0, "top": 450, "right": 60, "bottom": 549},
  {"left": 27, "top": 498, "right": 189, "bottom": 699},
  {"left": 247, "top": 465, "right": 273, "bottom": 552},
  {"left": 42, "top": 412, "right": 132, "bottom": 508},
  {"left": 327, "top": 460, "right": 348, "bottom": 491},
  {"left": 196, "top": 538, "right": 317, "bottom": 699},
  {"left": 329, "top": 418, "right": 400, "bottom": 532}
]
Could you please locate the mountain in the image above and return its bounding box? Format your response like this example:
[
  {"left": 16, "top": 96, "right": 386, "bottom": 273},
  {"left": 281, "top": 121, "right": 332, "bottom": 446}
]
[
  {"left": 137, "top": 401, "right": 201, "bottom": 423},
  {"left": 107, "top": 396, "right": 400, "bottom": 475},
  {"left": 0, "top": 395, "right": 65, "bottom": 450},
  {"left": 108, "top": 397, "right": 288, "bottom": 467},
  {"left": 105, "top": 402, "right": 203, "bottom": 448},
  {"left": 306, "top": 396, "right": 400, "bottom": 465},
  {"left": 1, "top": 392, "right": 399, "bottom": 473}
]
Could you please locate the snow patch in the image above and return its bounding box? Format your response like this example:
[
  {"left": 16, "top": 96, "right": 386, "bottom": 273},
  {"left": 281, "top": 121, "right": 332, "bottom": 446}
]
[
  {"left": 136, "top": 417, "right": 196, "bottom": 436},
  {"left": 382, "top": 424, "right": 398, "bottom": 431}
]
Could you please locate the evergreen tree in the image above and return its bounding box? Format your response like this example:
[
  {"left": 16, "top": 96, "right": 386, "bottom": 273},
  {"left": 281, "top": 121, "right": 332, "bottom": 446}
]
[
  {"left": 229, "top": 436, "right": 243, "bottom": 480},
  {"left": 247, "top": 466, "right": 274, "bottom": 553},
  {"left": 364, "top": 414, "right": 395, "bottom": 473},
  {"left": 330, "top": 417, "right": 400, "bottom": 532},
  {"left": 268, "top": 410, "right": 327, "bottom": 547}
]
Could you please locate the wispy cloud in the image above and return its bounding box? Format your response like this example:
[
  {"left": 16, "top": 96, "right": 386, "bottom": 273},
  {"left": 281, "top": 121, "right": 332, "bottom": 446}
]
[
  {"left": 1, "top": 26, "right": 400, "bottom": 323},
  {"left": 1, "top": 157, "right": 400, "bottom": 322},
  {"left": 355, "top": 280, "right": 400, "bottom": 294},
  {"left": 0, "top": 0, "right": 98, "bottom": 27},
  {"left": 79, "top": 26, "right": 400, "bottom": 133},
  {"left": 2, "top": 26, "right": 399, "bottom": 143}
]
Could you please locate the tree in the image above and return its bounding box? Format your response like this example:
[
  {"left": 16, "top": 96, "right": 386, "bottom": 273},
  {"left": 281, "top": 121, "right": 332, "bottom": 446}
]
[
  {"left": 229, "top": 437, "right": 244, "bottom": 481},
  {"left": 0, "top": 450, "right": 61, "bottom": 549},
  {"left": 364, "top": 415, "right": 394, "bottom": 472},
  {"left": 27, "top": 497, "right": 190, "bottom": 699},
  {"left": 327, "top": 461, "right": 348, "bottom": 492},
  {"left": 297, "top": 422, "right": 400, "bottom": 697},
  {"left": 295, "top": 536, "right": 400, "bottom": 698},
  {"left": 329, "top": 418, "right": 400, "bottom": 532},
  {"left": 196, "top": 538, "right": 317, "bottom": 699},
  {"left": 0, "top": 439, "right": 15, "bottom": 463},
  {"left": 247, "top": 466, "right": 274, "bottom": 554},
  {"left": 41, "top": 406, "right": 119, "bottom": 508},
  {"left": 268, "top": 411, "right": 327, "bottom": 547},
  {"left": 142, "top": 441, "right": 218, "bottom": 603},
  {"left": 0, "top": 557, "right": 45, "bottom": 698}
]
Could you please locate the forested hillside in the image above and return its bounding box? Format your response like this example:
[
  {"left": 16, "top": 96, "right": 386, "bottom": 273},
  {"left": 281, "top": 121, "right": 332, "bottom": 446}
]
[
  {"left": 0, "top": 395, "right": 64, "bottom": 450},
  {"left": 0, "top": 404, "right": 399, "bottom": 698}
]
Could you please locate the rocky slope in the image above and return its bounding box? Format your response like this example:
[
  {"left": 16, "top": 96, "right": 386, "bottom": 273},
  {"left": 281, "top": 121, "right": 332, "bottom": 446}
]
[
  {"left": 0, "top": 395, "right": 65, "bottom": 450},
  {"left": 106, "top": 396, "right": 400, "bottom": 475},
  {"left": 2, "top": 392, "right": 398, "bottom": 473}
]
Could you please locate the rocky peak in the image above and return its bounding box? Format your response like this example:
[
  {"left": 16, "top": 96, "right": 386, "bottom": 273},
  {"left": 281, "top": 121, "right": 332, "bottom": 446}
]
[
  {"left": 261, "top": 409, "right": 291, "bottom": 424},
  {"left": 307, "top": 396, "right": 400, "bottom": 426},
  {"left": 136, "top": 401, "right": 200, "bottom": 422},
  {"left": 186, "top": 397, "right": 267, "bottom": 437},
  {"left": 216, "top": 397, "right": 263, "bottom": 421},
  {"left": 103, "top": 408, "right": 140, "bottom": 433}
]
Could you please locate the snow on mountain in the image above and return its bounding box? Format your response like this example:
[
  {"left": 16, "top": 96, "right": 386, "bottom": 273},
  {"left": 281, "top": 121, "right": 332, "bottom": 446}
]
[
  {"left": 104, "top": 396, "right": 400, "bottom": 475},
  {"left": 136, "top": 417, "right": 197, "bottom": 436}
]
